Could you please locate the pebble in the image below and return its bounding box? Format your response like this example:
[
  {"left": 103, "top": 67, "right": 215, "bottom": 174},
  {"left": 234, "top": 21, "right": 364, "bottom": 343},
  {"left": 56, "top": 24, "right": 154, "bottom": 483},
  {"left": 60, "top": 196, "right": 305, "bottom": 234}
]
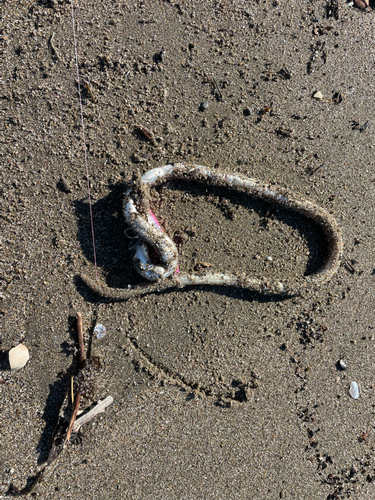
[
  {"left": 313, "top": 91, "right": 323, "bottom": 100},
  {"left": 202, "top": 100, "right": 209, "bottom": 110},
  {"left": 9, "top": 344, "right": 29, "bottom": 370},
  {"left": 338, "top": 359, "right": 346, "bottom": 370},
  {"left": 349, "top": 381, "right": 359, "bottom": 399},
  {"left": 94, "top": 323, "right": 106, "bottom": 339},
  {"left": 154, "top": 49, "right": 165, "bottom": 63}
]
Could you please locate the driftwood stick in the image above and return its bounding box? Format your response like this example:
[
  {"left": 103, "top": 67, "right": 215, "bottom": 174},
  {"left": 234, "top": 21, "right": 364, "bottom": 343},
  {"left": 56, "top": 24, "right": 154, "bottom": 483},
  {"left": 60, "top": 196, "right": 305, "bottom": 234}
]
[{"left": 73, "top": 396, "right": 114, "bottom": 432}]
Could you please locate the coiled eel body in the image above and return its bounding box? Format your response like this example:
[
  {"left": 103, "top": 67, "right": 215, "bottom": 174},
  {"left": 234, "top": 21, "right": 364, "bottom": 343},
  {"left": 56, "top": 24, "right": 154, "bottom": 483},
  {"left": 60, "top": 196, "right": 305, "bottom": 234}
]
[{"left": 80, "top": 163, "right": 343, "bottom": 300}]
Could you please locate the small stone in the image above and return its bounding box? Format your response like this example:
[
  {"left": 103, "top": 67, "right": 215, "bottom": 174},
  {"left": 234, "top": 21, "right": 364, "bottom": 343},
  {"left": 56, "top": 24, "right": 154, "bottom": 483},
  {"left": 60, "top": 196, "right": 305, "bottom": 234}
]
[
  {"left": 201, "top": 100, "right": 209, "bottom": 110},
  {"left": 94, "top": 323, "right": 106, "bottom": 340},
  {"left": 313, "top": 91, "right": 323, "bottom": 100},
  {"left": 9, "top": 344, "right": 29, "bottom": 370},
  {"left": 338, "top": 359, "right": 347, "bottom": 370},
  {"left": 349, "top": 381, "right": 359, "bottom": 399},
  {"left": 153, "top": 49, "right": 165, "bottom": 63}
]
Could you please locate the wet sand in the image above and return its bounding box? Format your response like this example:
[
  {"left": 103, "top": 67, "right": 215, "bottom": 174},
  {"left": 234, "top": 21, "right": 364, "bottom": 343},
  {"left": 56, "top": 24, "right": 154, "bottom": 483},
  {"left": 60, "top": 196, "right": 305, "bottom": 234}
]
[{"left": 1, "top": 1, "right": 375, "bottom": 498}]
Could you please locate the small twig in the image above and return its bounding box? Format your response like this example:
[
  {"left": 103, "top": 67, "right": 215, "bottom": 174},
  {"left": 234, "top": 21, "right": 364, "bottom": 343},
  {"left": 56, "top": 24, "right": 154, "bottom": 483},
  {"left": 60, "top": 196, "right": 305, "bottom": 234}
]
[
  {"left": 76, "top": 312, "right": 85, "bottom": 365},
  {"left": 64, "top": 393, "right": 81, "bottom": 447},
  {"left": 81, "top": 78, "right": 96, "bottom": 102},
  {"left": 70, "top": 376, "right": 74, "bottom": 404},
  {"left": 310, "top": 164, "right": 325, "bottom": 176},
  {"left": 64, "top": 312, "right": 85, "bottom": 447}
]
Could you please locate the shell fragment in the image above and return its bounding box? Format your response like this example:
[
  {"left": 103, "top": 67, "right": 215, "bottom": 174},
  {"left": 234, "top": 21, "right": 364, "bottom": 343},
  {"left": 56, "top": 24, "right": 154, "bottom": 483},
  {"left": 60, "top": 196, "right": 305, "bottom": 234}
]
[
  {"left": 349, "top": 381, "right": 359, "bottom": 400},
  {"left": 9, "top": 344, "right": 29, "bottom": 370}
]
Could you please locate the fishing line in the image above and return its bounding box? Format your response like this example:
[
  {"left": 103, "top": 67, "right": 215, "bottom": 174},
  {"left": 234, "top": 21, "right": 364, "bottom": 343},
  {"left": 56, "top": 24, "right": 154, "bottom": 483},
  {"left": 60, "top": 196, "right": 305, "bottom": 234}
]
[{"left": 70, "top": 0, "right": 98, "bottom": 279}]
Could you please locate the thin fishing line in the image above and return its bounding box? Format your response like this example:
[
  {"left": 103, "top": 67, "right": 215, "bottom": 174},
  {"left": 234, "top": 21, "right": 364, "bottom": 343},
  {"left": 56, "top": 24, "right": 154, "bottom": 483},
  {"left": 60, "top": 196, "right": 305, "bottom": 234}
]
[{"left": 70, "top": 0, "right": 98, "bottom": 279}]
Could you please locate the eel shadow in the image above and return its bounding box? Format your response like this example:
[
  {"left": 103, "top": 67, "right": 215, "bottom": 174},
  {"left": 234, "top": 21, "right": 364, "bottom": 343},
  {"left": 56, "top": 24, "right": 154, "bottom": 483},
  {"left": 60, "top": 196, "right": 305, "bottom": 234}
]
[
  {"left": 36, "top": 315, "right": 77, "bottom": 465},
  {"left": 74, "top": 182, "right": 137, "bottom": 292}
]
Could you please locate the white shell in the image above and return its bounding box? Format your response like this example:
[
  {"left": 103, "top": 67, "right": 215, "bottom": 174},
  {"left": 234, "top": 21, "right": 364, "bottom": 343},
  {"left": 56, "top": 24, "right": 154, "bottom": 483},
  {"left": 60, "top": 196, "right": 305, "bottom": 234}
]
[
  {"left": 313, "top": 91, "right": 323, "bottom": 99},
  {"left": 9, "top": 344, "right": 29, "bottom": 370},
  {"left": 349, "top": 381, "right": 359, "bottom": 400}
]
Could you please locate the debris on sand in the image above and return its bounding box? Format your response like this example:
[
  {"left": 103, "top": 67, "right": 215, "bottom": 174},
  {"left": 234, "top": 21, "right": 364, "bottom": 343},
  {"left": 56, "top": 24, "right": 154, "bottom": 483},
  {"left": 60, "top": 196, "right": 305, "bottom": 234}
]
[{"left": 9, "top": 344, "right": 29, "bottom": 370}]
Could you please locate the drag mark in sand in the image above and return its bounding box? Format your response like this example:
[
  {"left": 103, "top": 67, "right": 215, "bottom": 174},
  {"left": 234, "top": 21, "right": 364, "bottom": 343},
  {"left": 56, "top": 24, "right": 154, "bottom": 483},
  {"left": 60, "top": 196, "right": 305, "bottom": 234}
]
[{"left": 121, "top": 335, "right": 258, "bottom": 406}]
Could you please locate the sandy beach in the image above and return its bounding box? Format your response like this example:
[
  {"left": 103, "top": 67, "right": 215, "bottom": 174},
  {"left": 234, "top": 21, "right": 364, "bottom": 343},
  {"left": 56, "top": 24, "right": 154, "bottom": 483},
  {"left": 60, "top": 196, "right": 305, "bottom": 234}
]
[{"left": 1, "top": 0, "right": 375, "bottom": 498}]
